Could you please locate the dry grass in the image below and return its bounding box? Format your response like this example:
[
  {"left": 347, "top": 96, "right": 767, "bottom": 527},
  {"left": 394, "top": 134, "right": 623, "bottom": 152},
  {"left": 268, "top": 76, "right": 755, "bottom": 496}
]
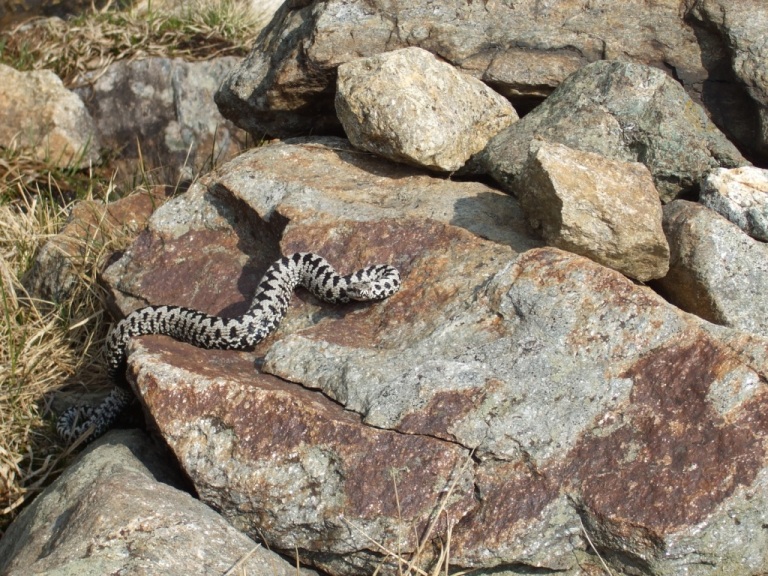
[
  {"left": 0, "top": 196, "right": 65, "bottom": 517},
  {"left": 0, "top": 157, "right": 123, "bottom": 529},
  {"left": 0, "top": 0, "right": 268, "bottom": 86},
  {"left": 0, "top": 0, "right": 272, "bottom": 535}
]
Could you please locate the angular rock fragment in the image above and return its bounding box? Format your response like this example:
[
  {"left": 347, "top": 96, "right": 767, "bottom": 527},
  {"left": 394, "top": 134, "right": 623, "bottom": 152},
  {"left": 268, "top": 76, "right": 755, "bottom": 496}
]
[
  {"left": 0, "top": 63, "right": 100, "bottom": 168},
  {"left": 481, "top": 60, "right": 747, "bottom": 202},
  {"left": 700, "top": 166, "right": 768, "bottom": 242},
  {"left": 658, "top": 200, "right": 768, "bottom": 335},
  {"left": 0, "top": 430, "right": 317, "bottom": 576},
  {"left": 518, "top": 141, "right": 669, "bottom": 281},
  {"left": 335, "top": 47, "right": 517, "bottom": 172}
]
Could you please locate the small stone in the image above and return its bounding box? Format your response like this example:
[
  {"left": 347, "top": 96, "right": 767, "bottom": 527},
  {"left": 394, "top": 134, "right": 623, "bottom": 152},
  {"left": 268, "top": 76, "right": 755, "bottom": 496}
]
[
  {"left": 0, "top": 63, "right": 100, "bottom": 168},
  {"left": 658, "top": 200, "right": 768, "bottom": 335},
  {"left": 335, "top": 47, "right": 518, "bottom": 172},
  {"left": 700, "top": 166, "right": 768, "bottom": 241},
  {"left": 518, "top": 141, "right": 669, "bottom": 281}
]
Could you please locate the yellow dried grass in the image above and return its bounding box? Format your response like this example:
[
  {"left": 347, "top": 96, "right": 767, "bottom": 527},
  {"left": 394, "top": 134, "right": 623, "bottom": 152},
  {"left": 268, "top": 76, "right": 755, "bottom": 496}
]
[
  {"left": 0, "top": 149, "right": 135, "bottom": 532},
  {"left": 0, "top": 0, "right": 269, "bottom": 530},
  {"left": 0, "top": 0, "right": 267, "bottom": 86}
]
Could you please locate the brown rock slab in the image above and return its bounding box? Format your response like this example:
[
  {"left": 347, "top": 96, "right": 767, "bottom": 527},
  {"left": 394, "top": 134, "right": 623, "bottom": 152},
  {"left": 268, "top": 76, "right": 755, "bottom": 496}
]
[
  {"left": 130, "top": 337, "right": 475, "bottom": 575},
  {"left": 102, "top": 138, "right": 768, "bottom": 575}
]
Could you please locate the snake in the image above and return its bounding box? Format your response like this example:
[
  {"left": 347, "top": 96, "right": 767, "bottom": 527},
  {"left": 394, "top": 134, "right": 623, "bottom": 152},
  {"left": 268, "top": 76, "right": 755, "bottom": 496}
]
[{"left": 56, "top": 252, "right": 401, "bottom": 443}]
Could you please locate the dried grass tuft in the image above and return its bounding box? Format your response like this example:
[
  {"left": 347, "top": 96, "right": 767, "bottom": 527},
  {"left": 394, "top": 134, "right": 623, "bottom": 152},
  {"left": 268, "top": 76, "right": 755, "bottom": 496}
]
[
  {"left": 0, "top": 0, "right": 271, "bottom": 540},
  {"left": 0, "top": 0, "right": 267, "bottom": 87},
  {"left": 0, "top": 145, "right": 136, "bottom": 533}
]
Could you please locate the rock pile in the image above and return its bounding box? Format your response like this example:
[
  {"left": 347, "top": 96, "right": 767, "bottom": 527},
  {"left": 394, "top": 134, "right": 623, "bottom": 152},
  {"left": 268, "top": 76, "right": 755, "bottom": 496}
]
[
  {"left": 3, "top": 2, "right": 768, "bottom": 576},
  {"left": 215, "top": 0, "right": 768, "bottom": 163},
  {"left": 0, "top": 50, "right": 248, "bottom": 183}
]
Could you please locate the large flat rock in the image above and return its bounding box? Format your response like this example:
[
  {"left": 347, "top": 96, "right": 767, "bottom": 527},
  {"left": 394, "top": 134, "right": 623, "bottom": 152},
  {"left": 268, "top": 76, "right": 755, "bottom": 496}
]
[{"left": 102, "top": 137, "right": 768, "bottom": 575}]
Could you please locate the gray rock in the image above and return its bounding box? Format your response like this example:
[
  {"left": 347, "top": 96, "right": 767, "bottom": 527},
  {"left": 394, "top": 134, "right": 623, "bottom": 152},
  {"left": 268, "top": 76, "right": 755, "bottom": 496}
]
[
  {"left": 0, "top": 63, "right": 100, "bottom": 168},
  {"left": 657, "top": 200, "right": 768, "bottom": 336},
  {"left": 700, "top": 166, "right": 768, "bottom": 242},
  {"left": 102, "top": 138, "right": 768, "bottom": 575},
  {"left": 481, "top": 60, "right": 747, "bottom": 203},
  {"left": 0, "top": 430, "right": 318, "bottom": 576},
  {"left": 335, "top": 47, "right": 517, "bottom": 172},
  {"left": 518, "top": 141, "right": 669, "bottom": 281},
  {"left": 215, "top": 0, "right": 715, "bottom": 141},
  {"left": 75, "top": 57, "right": 248, "bottom": 185}
]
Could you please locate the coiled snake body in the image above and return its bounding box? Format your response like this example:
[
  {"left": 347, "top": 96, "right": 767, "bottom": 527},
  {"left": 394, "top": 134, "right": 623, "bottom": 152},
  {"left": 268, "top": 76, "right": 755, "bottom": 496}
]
[{"left": 57, "top": 252, "right": 401, "bottom": 443}]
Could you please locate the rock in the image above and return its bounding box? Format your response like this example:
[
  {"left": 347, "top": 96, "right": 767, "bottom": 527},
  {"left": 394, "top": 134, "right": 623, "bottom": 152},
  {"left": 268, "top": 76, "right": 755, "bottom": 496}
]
[
  {"left": 215, "top": 0, "right": 714, "bottom": 141},
  {"left": 335, "top": 47, "right": 517, "bottom": 172},
  {"left": 102, "top": 136, "right": 540, "bottom": 317},
  {"left": 656, "top": 200, "right": 768, "bottom": 336},
  {"left": 22, "top": 187, "right": 171, "bottom": 304},
  {"left": 101, "top": 137, "right": 768, "bottom": 575},
  {"left": 0, "top": 429, "right": 318, "bottom": 576},
  {"left": 481, "top": 60, "right": 747, "bottom": 203},
  {"left": 687, "top": 0, "right": 768, "bottom": 160},
  {"left": 700, "top": 166, "right": 768, "bottom": 241},
  {"left": 0, "top": 63, "right": 100, "bottom": 168},
  {"left": 518, "top": 141, "right": 669, "bottom": 281},
  {"left": 75, "top": 57, "right": 248, "bottom": 185}
]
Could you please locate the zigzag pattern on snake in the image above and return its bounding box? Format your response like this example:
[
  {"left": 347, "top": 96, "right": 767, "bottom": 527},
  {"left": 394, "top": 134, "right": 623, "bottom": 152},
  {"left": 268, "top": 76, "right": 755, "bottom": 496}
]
[{"left": 56, "top": 252, "right": 401, "bottom": 443}]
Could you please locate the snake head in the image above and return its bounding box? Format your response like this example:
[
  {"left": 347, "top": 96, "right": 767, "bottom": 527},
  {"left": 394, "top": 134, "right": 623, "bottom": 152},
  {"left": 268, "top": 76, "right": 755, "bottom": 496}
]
[{"left": 346, "top": 283, "right": 376, "bottom": 301}]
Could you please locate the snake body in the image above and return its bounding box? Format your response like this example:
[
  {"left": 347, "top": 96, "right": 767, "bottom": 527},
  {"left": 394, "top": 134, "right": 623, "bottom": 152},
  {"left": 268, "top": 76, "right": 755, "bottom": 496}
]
[{"left": 57, "top": 252, "right": 401, "bottom": 443}]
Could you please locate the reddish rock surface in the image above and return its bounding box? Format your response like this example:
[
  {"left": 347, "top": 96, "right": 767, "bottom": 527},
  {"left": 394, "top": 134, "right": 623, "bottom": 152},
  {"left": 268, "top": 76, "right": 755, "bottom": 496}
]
[{"left": 102, "top": 138, "right": 768, "bottom": 575}]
